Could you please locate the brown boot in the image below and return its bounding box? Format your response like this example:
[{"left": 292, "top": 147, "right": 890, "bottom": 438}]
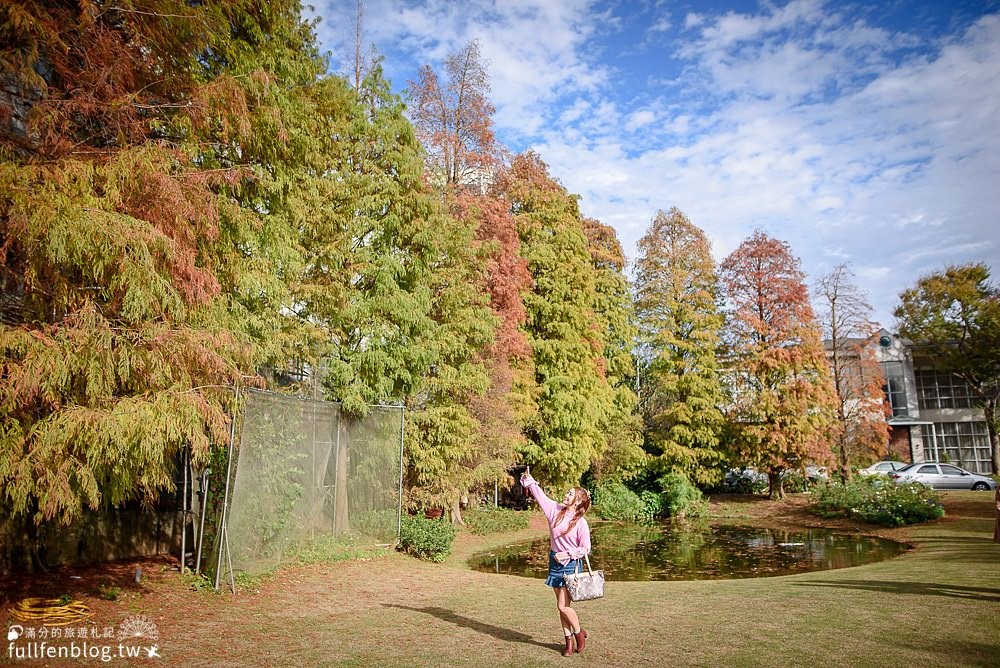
[
  {"left": 573, "top": 629, "right": 588, "bottom": 653},
  {"left": 562, "top": 634, "right": 575, "bottom": 656}
]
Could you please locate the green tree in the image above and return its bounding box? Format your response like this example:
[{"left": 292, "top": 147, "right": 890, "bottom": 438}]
[
  {"left": 405, "top": 42, "right": 528, "bottom": 519},
  {"left": 720, "top": 231, "right": 839, "bottom": 498},
  {"left": 284, "top": 62, "right": 500, "bottom": 517},
  {"left": 894, "top": 263, "right": 1000, "bottom": 473},
  {"left": 0, "top": 1, "right": 316, "bottom": 535},
  {"left": 403, "top": 185, "right": 499, "bottom": 519},
  {"left": 582, "top": 217, "right": 645, "bottom": 482},
  {"left": 634, "top": 208, "right": 726, "bottom": 486},
  {"left": 501, "top": 152, "right": 617, "bottom": 490},
  {"left": 295, "top": 64, "right": 442, "bottom": 413}
]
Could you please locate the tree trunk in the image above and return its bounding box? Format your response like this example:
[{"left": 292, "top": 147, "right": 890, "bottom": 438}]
[
  {"left": 450, "top": 498, "right": 465, "bottom": 526},
  {"left": 768, "top": 471, "right": 785, "bottom": 500},
  {"left": 838, "top": 435, "right": 852, "bottom": 482}
]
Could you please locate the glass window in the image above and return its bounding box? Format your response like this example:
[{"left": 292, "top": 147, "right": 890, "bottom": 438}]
[
  {"left": 931, "top": 422, "right": 992, "bottom": 474},
  {"left": 917, "top": 465, "right": 938, "bottom": 474},
  {"left": 940, "top": 465, "right": 964, "bottom": 475},
  {"left": 916, "top": 369, "right": 977, "bottom": 410},
  {"left": 881, "top": 362, "right": 908, "bottom": 417}
]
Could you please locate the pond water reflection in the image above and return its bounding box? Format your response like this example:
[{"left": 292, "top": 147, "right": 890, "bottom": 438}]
[{"left": 468, "top": 522, "right": 909, "bottom": 581}]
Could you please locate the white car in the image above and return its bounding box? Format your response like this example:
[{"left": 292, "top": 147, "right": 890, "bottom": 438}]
[
  {"left": 890, "top": 462, "right": 997, "bottom": 491},
  {"left": 858, "top": 461, "right": 908, "bottom": 476}
]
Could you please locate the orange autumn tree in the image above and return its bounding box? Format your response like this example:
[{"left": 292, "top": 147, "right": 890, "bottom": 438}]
[
  {"left": 720, "top": 231, "right": 839, "bottom": 498},
  {"left": 816, "top": 264, "right": 890, "bottom": 480},
  {"left": 407, "top": 38, "right": 497, "bottom": 187}
]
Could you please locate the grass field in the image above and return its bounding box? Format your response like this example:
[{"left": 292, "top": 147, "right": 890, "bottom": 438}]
[{"left": 3, "top": 491, "right": 998, "bottom": 667}]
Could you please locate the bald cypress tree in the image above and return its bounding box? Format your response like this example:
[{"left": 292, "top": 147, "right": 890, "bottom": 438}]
[
  {"left": 0, "top": 1, "right": 323, "bottom": 534},
  {"left": 501, "top": 152, "right": 617, "bottom": 489},
  {"left": 720, "top": 231, "right": 839, "bottom": 498},
  {"left": 634, "top": 208, "right": 726, "bottom": 486},
  {"left": 582, "top": 217, "right": 644, "bottom": 481}
]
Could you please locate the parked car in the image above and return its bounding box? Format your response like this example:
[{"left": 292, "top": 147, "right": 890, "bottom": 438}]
[
  {"left": 724, "top": 466, "right": 827, "bottom": 493},
  {"left": 858, "top": 461, "right": 908, "bottom": 476},
  {"left": 889, "top": 462, "right": 997, "bottom": 491},
  {"left": 804, "top": 466, "right": 829, "bottom": 482},
  {"left": 724, "top": 467, "right": 769, "bottom": 493}
]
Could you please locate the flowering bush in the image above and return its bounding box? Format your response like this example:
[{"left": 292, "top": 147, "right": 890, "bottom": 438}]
[{"left": 810, "top": 476, "right": 945, "bottom": 526}]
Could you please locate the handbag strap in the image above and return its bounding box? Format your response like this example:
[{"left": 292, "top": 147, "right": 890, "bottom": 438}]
[{"left": 572, "top": 554, "right": 595, "bottom": 576}]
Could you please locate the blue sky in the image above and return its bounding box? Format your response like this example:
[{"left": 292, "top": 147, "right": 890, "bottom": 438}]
[{"left": 306, "top": 0, "right": 1000, "bottom": 328}]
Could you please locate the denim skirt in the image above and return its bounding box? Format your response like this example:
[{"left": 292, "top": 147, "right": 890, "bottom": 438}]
[{"left": 545, "top": 551, "right": 582, "bottom": 588}]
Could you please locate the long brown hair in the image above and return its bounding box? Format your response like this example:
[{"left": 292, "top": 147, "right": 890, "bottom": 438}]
[{"left": 553, "top": 487, "right": 591, "bottom": 536}]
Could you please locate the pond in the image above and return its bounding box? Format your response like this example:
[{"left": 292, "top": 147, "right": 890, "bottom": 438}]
[{"left": 468, "top": 522, "right": 910, "bottom": 581}]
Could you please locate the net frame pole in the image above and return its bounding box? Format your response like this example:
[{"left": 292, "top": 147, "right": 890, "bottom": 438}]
[
  {"left": 180, "top": 445, "right": 189, "bottom": 574},
  {"left": 396, "top": 406, "right": 405, "bottom": 544},
  {"left": 194, "top": 467, "right": 209, "bottom": 574},
  {"left": 214, "top": 385, "right": 240, "bottom": 593}
]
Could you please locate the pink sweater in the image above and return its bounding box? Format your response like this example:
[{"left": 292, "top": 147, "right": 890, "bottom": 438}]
[{"left": 521, "top": 474, "right": 591, "bottom": 565}]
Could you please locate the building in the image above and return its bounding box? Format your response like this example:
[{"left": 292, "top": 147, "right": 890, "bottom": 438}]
[{"left": 874, "top": 330, "right": 993, "bottom": 474}]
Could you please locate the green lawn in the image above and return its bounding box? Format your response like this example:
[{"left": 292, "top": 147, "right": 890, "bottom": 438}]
[{"left": 18, "top": 492, "right": 1000, "bottom": 667}]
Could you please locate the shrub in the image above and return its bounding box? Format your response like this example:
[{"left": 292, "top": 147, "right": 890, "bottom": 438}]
[
  {"left": 810, "top": 477, "right": 945, "bottom": 527},
  {"left": 657, "top": 473, "right": 709, "bottom": 518},
  {"left": 463, "top": 506, "right": 531, "bottom": 535},
  {"left": 399, "top": 514, "right": 459, "bottom": 562},
  {"left": 638, "top": 490, "right": 665, "bottom": 519},
  {"left": 592, "top": 482, "right": 654, "bottom": 522}
]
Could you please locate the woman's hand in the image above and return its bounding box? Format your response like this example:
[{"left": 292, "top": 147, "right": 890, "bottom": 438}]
[
  {"left": 520, "top": 466, "right": 531, "bottom": 485},
  {"left": 554, "top": 551, "right": 571, "bottom": 563}
]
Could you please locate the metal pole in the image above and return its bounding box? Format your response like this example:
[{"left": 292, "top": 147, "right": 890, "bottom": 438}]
[
  {"left": 195, "top": 467, "right": 209, "bottom": 574},
  {"left": 225, "top": 526, "right": 236, "bottom": 595},
  {"left": 180, "top": 446, "right": 188, "bottom": 574},
  {"left": 332, "top": 409, "right": 341, "bottom": 531},
  {"left": 215, "top": 386, "right": 239, "bottom": 592},
  {"left": 396, "top": 406, "right": 405, "bottom": 544}
]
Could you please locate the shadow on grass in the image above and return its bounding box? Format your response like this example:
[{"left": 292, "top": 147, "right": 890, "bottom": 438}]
[
  {"left": 384, "top": 604, "right": 562, "bottom": 653},
  {"left": 926, "top": 640, "right": 1000, "bottom": 664},
  {"left": 794, "top": 580, "right": 1000, "bottom": 602}
]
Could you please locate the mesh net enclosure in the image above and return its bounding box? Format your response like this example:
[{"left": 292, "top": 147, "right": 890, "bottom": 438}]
[{"left": 213, "top": 389, "right": 403, "bottom": 577}]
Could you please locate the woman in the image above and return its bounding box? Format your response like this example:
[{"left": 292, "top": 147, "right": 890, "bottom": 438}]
[
  {"left": 994, "top": 486, "right": 999, "bottom": 544},
  {"left": 520, "top": 467, "right": 592, "bottom": 657}
]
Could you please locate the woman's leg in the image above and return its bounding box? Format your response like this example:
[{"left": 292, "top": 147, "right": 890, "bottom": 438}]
[
  {"left": 555, "top": 586, "right": 580, "bottom": 632},
  {"left": 556, "top": 587, "right": 588, "bottom": 652},
  {"left": 553, "top": 586, "right": 576, "bottom": 655}
]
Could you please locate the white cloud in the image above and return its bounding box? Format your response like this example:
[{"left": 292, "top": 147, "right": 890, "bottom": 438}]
[
  {"left": 307, "top": 0, "right": 1000, "bottom": 326},
  {"left": 625, "top": 109, "right": 657, "bottom": 131}
]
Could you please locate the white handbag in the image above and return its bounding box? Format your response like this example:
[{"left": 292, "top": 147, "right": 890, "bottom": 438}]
[{"left": 563, "top": 554, "right": 605, "bottom": 602}]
